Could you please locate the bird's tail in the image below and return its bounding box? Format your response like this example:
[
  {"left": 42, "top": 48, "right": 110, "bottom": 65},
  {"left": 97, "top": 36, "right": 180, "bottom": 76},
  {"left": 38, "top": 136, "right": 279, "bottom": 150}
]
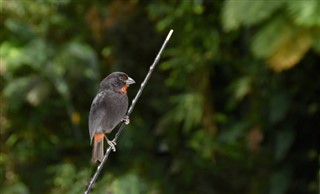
[{"left": 92, "top": 133, "right": 104, "bottom": 163}]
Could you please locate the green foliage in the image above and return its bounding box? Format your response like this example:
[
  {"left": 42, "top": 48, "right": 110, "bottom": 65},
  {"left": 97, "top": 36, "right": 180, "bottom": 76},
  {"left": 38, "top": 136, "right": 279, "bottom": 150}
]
[
  {"left": 223, "top": 0, "right": 320, "bottom": 72},
  {"left": 1, "top": 0, "right": 318, "bottom": 194},
  {"left": 287, "top": 0, "right": 320, "bottom": 27},
  {"left": 48, "top": 163, "right": 90, "bottom": 194},
  {"left": 222, "top": 0, "right": 284, "bottom": 31}
]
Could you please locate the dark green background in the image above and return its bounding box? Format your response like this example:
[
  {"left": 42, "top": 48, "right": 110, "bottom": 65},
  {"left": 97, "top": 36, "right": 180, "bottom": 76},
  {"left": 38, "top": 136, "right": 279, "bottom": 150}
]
[{"left": 1, "top": 0, "right": 319, "bottom": 194}]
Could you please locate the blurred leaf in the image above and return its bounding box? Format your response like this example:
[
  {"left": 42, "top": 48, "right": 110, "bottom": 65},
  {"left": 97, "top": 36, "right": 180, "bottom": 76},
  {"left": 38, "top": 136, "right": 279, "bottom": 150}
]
[
  {"left": 287, "top": 0, "right": 320, "bottom": 27},
  {"left": 222, "top": 0, "right": 284, "bottom": 31},
  {"left": 0, "top": 42, "right": 26, "bottom": 74},
  {"left": 251, "top": 18, "right": 288, "bottom": 58},
  {"left": 51, "top": 163, "right": 76, "bottom": 189},
  {"left": 217, "top": 121, "right": 249, "bottom": 143},
  {"left": 171, "top": 93, "right": 203, "bottom": 132},
  {"left": 269, "top": 93, "right": 289, "bottom": 124},
  {"left": 4, "top": 18, "right": 35, "bottom": 41},
  {"left": 6, "top": 134, "right": 18, "bottom": 147},
  {"left": 213, "top": 112, "right": 228, "bottom": 124},
  {"left": 230, "top": 76, "right": 251, "bottom": 101},
  {"left": 109, "top": 173, "right": 149, "bottom": 194},
  {"left": 0, "top": 182, "right": 30, "bottom": 194},
  {"left": 48, "top": 163, "right": 91, "bottom": 194},
  {"left": 3, "top": 75, "right": 40, "bottom": 109},
  {"left": 156, "top": 93, "right": 203, "bottom": 134},
  {"left": 26, "top": 79, "right": 51, "bottom": 106},
  {"left": 54, "top": 41, "right": 99, "bottom": 81},
  {"left": 269, "top": 169, "right": 290, "bottom": 194},
  {"left": 22, "top": 38, "right": 52, "bottom": 70},
  {"left": 312, "top": 30, "right": 320, "bottom": 53},
  {"left": 267, "top": 29, "right": 312, "bottom": 72},
  {"left": 66, "top": 41, "right": 97, "bottom": 66},
  {"left": 188, "top": 130, "right": 214, "bottom": 159},
  {"left": 274, "top": 129, "right": 295, "bottom": 161},
  {"left": 252, "top": 18, "right": 312, "bottom": 72}
]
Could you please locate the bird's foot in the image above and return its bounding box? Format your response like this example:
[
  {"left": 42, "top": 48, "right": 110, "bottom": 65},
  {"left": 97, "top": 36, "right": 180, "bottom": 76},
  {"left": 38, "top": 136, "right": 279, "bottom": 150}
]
[
  {"left": 122, "top": 115, "right": 130, "bottom": 125},
  {"left": 106, "top": 139, "right": 117, "bottom": 152}
]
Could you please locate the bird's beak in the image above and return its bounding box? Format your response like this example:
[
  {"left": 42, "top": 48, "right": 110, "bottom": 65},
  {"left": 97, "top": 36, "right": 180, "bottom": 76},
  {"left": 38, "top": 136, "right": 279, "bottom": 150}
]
[{"left": 125, "top": 77, "right": 135, "bottom": 85}]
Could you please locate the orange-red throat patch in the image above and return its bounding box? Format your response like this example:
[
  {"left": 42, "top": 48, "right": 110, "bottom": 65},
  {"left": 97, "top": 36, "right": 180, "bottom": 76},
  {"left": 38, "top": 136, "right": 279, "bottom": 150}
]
[{"left": 120, "top": 83, "right": 129, "bottom": 94}]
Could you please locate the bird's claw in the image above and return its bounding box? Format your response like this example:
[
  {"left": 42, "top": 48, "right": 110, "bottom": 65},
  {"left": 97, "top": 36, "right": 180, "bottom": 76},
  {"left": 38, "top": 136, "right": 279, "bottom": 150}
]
[
  {"left": 122, "top": 115, "right": 130, "bottom": 125},
  {"left": 107, "top": 139, "right": 117, "bottom": 152}
]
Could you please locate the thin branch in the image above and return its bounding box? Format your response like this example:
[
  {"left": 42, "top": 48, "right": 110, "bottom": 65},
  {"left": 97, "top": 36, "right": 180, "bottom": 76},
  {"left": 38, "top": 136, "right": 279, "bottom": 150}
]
[{"left": 84, "top": 29, "right": 174, "bottom": 194}]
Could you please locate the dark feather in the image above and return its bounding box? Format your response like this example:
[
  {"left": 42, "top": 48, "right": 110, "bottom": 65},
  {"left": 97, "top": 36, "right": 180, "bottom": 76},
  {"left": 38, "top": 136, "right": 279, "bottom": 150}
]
[{"left": 89, "top": 89, "right": 128, "bottom": 142}]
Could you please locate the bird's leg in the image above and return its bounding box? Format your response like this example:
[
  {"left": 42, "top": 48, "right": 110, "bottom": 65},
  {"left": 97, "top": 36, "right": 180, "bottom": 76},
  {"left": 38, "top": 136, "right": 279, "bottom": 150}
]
[
  {"left": 122, "top": 115, "right": 130, "bottom": 125},
  {"left": 104, "top": 135, "right": 116, "bottom": 152}
]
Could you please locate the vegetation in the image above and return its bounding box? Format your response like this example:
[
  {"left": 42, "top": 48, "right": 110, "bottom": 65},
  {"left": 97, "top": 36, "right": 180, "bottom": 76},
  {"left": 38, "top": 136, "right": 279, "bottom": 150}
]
[{"left": 1, "top": 0, "right": 319, "bottom": 193}]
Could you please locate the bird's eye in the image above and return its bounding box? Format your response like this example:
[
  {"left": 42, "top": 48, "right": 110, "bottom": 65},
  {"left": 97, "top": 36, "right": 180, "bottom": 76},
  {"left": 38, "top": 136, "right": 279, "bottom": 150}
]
[{"left": 119, "top": 75, "right": 127, "bottom": 81}]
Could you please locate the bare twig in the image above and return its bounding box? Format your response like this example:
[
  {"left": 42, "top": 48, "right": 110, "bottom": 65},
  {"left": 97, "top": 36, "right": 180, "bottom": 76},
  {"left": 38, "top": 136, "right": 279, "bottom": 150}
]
[{"left": 84, "top": 29, "right": 174, "bottom": 194}]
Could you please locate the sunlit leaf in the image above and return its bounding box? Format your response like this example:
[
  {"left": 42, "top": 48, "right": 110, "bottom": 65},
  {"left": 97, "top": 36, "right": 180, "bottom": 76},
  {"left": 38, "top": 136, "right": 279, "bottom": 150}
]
[
  {"left": 0, "top": 42, "right": 26, "bottom": 73},
  {"left": 222, "top": 0, "right": 284, "bottom": 31},
  {"left": 251, "top": 18, "right": 288, "bottom": 58},
  {"left": 230, "top": 76, "right": 251, "bottom": 101},
  {"left": 267, "top": 29, "right": 312, "bottom": 72},
  {"left": 252, "top": 19, "right": 312, "bottom": 72},
  {"left": 287, "top": 0, "right": 320, "bottom": 27}
]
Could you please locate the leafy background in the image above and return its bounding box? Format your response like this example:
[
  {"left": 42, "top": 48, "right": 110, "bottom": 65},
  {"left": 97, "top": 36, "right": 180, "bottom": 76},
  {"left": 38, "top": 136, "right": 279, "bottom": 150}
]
[{"left": 1, "top": 0, "right": 319, "bottom": 194}]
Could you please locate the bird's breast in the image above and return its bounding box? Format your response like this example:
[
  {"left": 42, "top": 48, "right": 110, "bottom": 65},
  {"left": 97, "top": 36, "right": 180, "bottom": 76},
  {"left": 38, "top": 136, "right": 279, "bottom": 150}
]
[{"left": 102, "top": 92, "right": 128, "bottom": 132}]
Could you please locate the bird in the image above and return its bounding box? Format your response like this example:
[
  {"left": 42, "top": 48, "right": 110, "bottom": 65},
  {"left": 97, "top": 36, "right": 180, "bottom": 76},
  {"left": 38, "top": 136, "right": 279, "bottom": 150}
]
[{"left": 89, "top": 72, "right": 135, "bottom": 163}]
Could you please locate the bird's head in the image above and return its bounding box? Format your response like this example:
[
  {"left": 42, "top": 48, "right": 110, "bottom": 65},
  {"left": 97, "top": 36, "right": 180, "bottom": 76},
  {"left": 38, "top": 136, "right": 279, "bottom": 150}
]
[{"left": 100, "top": 72, "right": 135, "bottom": 93}]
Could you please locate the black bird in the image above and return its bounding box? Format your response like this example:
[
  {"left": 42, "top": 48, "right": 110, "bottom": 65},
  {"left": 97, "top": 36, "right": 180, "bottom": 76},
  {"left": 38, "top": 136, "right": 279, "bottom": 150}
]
[{"left": 89, "top": 72, "right": 135, "bottom": 162}]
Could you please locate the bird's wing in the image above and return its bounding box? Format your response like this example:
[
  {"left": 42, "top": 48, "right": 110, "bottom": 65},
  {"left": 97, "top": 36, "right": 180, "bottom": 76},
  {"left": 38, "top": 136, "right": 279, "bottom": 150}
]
[{"left": 89, "top": 91, "right": 109, "bottom": 142}]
